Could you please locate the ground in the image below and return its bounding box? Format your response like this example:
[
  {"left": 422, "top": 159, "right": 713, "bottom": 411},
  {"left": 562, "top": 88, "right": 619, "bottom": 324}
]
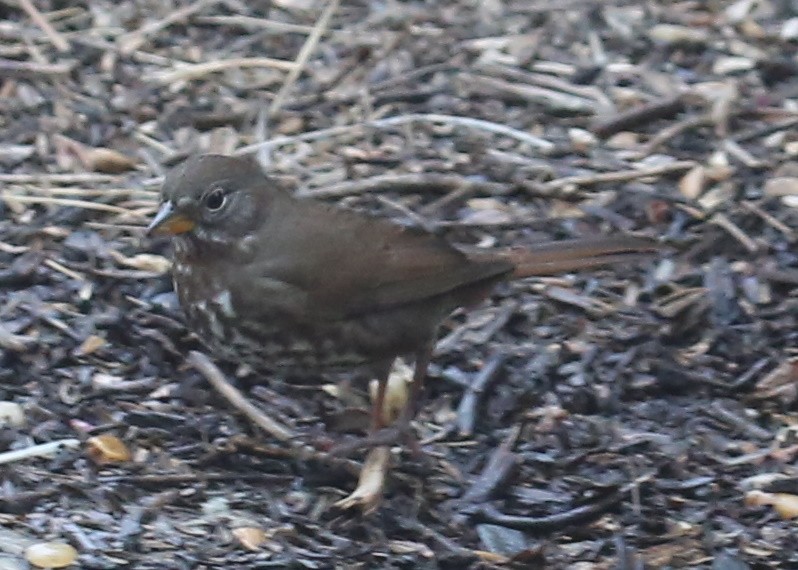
[{"left": 1, "top": 0, "right": 798, "bottom": 568}]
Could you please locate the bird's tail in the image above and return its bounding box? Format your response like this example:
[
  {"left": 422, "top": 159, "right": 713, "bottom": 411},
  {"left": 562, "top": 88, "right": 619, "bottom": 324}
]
[{"left": 470, "top": 235, "right": 662, "bottom": 279}]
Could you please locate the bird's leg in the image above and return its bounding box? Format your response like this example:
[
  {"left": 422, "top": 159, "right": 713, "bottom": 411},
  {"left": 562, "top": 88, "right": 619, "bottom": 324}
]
[
  {"left": 334, "top": 346, "right": 435, "bottom": 510},
  {"left": 332, "top": 340, "right": 435, "bottom": 456},
  {"left": 330, "top": 358, "right": 406, "bottom": 455},
  {"left": 395, "top": 342, "right": 434, "bottom": 455},
  {"left": 370, "top": 363, "right": 390, "bottom": 432},
  {"left": 400, "top": 342, "right": 433, "bottom": 427},
  {"left": 334, "top": 359, "right": 394, "bottom": 512}
]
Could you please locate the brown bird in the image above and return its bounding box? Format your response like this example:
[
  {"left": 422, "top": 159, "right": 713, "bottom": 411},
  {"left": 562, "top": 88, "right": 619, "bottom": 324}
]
[{"left": 147, "top": 154, "right": 656, "bottom": 470}]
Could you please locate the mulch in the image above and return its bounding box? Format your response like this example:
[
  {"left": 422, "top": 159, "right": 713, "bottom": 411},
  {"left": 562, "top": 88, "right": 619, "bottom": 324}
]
[{"left": 1, "top": 0, "right": 798, "bottom": 568}]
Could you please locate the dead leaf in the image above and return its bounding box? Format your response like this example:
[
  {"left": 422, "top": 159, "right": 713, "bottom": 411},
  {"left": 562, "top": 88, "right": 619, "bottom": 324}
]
[
  {"left": 232, "top": 527, "right": 267, "bottom": 551},
  {"left": 74, "top": 334, "right": 106, "bottom": 356},
  {"left": 679, "top": 165, "right": 706, "bottom": 200},
  {"left": 86, "top": 434, "right": 131, "bottom": 464},
  {"left": 82, "top": 147, "right": 137, "bottom": 173},
  {"left": 109, "top": 251, "right": 171, "bottom": 274},
  {"left": 25, "top": 542, "right": 78, "bottom": 568},
  {"left": 746, "top": 490, "right": 798, "bottom": 519}
]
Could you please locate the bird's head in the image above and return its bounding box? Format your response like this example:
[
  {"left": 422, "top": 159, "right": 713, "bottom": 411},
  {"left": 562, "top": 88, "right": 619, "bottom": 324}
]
[{"left": 147, "top": 154, "right": 270, "bottom": 246}]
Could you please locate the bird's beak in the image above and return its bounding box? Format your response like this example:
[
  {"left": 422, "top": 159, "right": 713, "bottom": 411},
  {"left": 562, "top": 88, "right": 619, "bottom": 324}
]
[{"left": 146, "top": 201, "right": 195, "bottom": 236}]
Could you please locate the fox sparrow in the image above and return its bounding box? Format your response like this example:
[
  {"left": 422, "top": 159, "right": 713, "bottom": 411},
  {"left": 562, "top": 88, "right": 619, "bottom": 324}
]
[{"left": 147, "top": 154, "right": 657, "bottom": 449}]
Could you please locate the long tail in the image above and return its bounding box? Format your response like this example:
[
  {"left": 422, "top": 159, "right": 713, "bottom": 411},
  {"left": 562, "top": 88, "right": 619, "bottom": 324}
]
[{"left": 469, "top": 235, "right": 662, "bottom": 279}]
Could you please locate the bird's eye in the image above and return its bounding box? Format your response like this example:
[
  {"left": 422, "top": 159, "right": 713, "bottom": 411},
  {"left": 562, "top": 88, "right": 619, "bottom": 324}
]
[{"left": 204, "top": 188, "right": 226, "bottom": 211}]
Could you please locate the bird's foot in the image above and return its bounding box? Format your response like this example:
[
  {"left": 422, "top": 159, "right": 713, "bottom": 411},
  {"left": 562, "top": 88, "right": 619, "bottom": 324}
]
[{"left": 333, "top": 446, "right": 391, "bottom": 513}]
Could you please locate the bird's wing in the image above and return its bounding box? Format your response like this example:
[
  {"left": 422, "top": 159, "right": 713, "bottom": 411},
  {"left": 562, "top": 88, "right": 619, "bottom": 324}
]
[{"left": 233, "top": 198, "right": 512, "bottom": 322}]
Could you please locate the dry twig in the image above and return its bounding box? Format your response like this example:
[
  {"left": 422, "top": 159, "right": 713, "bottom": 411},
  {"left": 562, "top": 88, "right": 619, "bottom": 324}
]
[
  {"left": 0, "top": 58, "right": 73, "bottom": 78},
  {"left": 639, "top": 114, "right": 713, "bottom": 156},
  {"left": 117, "top": 0, "right": 216, "bottom": 54},
  {"left": 710, "top": 213, "right": 760, "bottom": 253},
  {"left": 0, "top": 193, "right": 153, "bottom": 217},
  {"left": 592, "top": 96, "right": 685, "bottom": 138},
  {"left": 0, "top": 439, "right": 80, "bottom": 465},
  {"left": 297, "top": 172, "right": 509, "bottom": 199},
  {"left": 17, "top": 0, "right": 69, "bottom": 52},
  {"left": 269, "top": 0, "right": 340, "bottom": 117},
  {"left": 236, "top": 113, "right": 555, "bottom": 155},
  {"left": 187, "top": 351, "right": 294, "bottom": 442},
  {"left": 541, "top": 160, "right": 696, "bottom": 191},
  {"left": 194, "top": 15, "right": 316, "bottom": 34},
  {"left": 151, "top": 57, "right": 297, "bottom": 85}
]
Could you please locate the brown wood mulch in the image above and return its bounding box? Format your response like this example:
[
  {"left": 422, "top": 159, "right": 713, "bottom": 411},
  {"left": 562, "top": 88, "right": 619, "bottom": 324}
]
[{"left": 1, "top": 1, "right": 797, "bottom": 568}]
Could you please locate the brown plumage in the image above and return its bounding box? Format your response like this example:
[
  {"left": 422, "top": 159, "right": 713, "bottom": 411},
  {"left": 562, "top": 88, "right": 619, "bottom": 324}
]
[{"left": 148, "top": 154, "right": 658, "bottom": 448}]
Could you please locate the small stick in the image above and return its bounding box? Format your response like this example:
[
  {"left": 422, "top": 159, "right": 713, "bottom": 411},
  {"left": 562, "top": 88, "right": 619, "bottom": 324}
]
[
  {"left": 44, "top": 259, "right": 85, "bottom": 281},
  {"left": 734, "top": 117, "right": 798, "bottom": 143},
  {"left": 4, "top": 186, "right": 157, "bottom": 197},
  {"left": 235, "top": 113, "right": 555, "bottom": 155},
  {"left": 0, "top": 322, "right": 33, "bottom": 351},
  {"left": 0, "top": 173, "right": 121, "bottom": 184},
  {"left": 194, "top": 15, "right": 316, "bottom": 34},
  {"left": 705, "top": 401, "right": 772, "bottom": 441},
  {"left": 151, "top": 57, "right": 297, "bottom": 84},
  {"left": 722, "top": 443, "right": 798, "bottom": 466},
  {"left": 475, "top": 62, "right": 613, "bottom": 109},
  {"left": 132, "top": 131, "right": 178, "bottom": 158},
  {"left": 710, "top": 212, "right": 759, "bottom": 253},
  {"left": 17, "top": 0, "right": 70, "bottom": 52},
  {"left": 592, "top": 95, "right": 685, "bottom": 138},
  {"left": 544, "top": 286, "right": 615, "bottom": 316},
  {"left": 0, "top": 439, "right": 80, "bottom": 465},
  {"left": 459, "top": 424, "right": 520, "bottom": 505},
  {"left": 740, "top": 201, "right": 795, "bottom": 241},
  {"left": 269, "top": 0, "right": 340, "bottom": 117},
  {"left": 0, "top": 241, "right": 28, "bottom": 254},
  {"left": 457, "top": 353, "right": 506, "bottom": 436},
  {"left": 463, "top": 74, "right": 597, "bottom": 113},
  {"left": 371, "top": 62, "right": 455, "bottom": 91},
  {"left": 542, "top": 160, "right": 695, "bottom": 191},
  {"left": 0, "top": 193, "right": 151, "bottom": 217},
  {"left": 0, "top": 57, "right": 73, "bottom": 78},
  {"left": 639, "top": 114, "right": 712, "bottom": 156},
  {"left": 99, "top": 472, "right": 293, "bottom": 485},
  {"left": 187, "top": 351, "right": 294, "bottom": 442},
  {"left": 375, "top": 195, "right": 436, "bottom": 233},
  {"left": 297, "top": 172, "right": 509, "bottom": 199},
  {"left": 474, "top": 472, "right": 655, "bottom": 533},
  {"left": 731, "top": 357, "right": 772, "bottom": 390},
  {"left": 84, "top": 222, "right": 148, "bottom": 233},
  {"left": 722, "top": 139, "right": 766, "bottom": 169},
  {"left": 118, "top": 0, "right": 216, "bottom": 54}
]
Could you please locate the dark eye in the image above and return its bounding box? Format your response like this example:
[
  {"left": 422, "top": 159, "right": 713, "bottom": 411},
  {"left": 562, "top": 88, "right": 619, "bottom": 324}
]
[{"left": 204, "top": 188, "right": 226, "bottom": 211}]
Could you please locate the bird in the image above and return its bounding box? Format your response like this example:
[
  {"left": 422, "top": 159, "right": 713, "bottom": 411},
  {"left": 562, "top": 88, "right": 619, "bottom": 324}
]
[{"left": 147, "top": 153, "right": 658, "bottom": 502}]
